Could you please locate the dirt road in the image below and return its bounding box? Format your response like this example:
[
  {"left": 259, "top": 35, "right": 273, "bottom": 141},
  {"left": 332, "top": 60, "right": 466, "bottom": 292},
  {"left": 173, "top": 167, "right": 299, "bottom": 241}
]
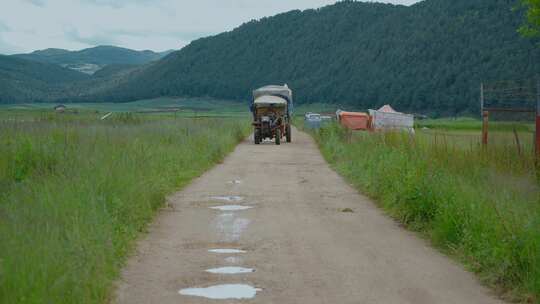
[{"left": 115, "top": 127, "right": 503, "bottom": 304}]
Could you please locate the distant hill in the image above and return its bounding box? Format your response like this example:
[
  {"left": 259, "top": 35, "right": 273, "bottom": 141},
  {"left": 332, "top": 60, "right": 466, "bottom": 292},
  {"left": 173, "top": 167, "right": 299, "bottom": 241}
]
[
  {"left": 0, "top": 46, "right": 157, "bottom": 104},
  {"left": 92, "top": 64, "right": 139, "bottom": 78},
  {"left": 93, "top": 0, "right": 540, "bottom": 115},
  {"left": 0, "top": 55, "right": 90, "bottom": 103},
  {"left": 13, "top": 46, "right": 171, "bottom": 74}
]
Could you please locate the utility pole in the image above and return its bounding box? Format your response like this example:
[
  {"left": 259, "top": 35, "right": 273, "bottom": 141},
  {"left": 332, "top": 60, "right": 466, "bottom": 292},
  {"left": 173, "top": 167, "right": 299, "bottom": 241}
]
[
  {"left": 480, "top": 82, "right": 484, "bottom": 116},
  {"left": 534, "top": 75, "right": 540, "bottom": 158},
  {"left": 481, "top": 83, "right": 489, "bottom": 147}
]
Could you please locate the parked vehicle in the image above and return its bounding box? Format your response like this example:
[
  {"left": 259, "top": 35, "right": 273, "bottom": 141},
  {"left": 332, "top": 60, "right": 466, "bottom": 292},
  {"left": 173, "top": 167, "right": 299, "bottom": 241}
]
[
  {"left": 251, "top": 85, "right": 293, "bottom": 145},
  {"left": 304, "top": 113, "right": 322, "bottom": 129}
]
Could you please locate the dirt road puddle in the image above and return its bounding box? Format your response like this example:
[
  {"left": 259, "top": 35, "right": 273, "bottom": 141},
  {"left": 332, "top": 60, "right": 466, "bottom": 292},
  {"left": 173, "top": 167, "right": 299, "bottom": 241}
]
[
  {"left": 225, "top": 256, "right": 242, "bottom": 264},
  {"left": 205, "top": 266, "right": 254, "bottom": 274},
  {"left": 215, "top": 213, "right": 250, "bottom": 242},
  {"left": 210, "top": 205, "right": 253, "bottom": 211},
  {"left": 208, "top": 249, "right": 246, "bottom": 254},
  {"left": 179, "top": 284, "right": 261, "bottom": 300},
  {"left": 210, "top": 196, "right": 243, "bottom": 202}
]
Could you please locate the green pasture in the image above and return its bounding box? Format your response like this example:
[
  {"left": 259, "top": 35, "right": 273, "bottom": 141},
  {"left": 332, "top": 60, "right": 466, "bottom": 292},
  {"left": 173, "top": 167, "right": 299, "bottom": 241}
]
[
  {"left": 0, "top": 112, "right": 251, "bottom": 304},
  {"left": 0, "top": 97, "right": 250, "bottom": 117}
]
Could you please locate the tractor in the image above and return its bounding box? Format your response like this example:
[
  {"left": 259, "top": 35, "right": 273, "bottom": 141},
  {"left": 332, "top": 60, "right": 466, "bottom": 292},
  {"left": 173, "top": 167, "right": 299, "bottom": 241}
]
[{"left": 250, "top": 85, "right": 293, "bottom": 145}]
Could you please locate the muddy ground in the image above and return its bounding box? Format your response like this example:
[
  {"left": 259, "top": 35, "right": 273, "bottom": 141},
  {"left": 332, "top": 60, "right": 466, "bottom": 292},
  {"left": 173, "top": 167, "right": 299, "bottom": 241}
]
[{"left": 115, "top": 127, "right": 503, "bottom": 304}]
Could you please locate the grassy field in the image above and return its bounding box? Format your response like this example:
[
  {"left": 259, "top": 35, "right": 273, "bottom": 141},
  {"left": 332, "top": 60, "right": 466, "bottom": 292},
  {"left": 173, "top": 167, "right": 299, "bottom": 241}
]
[
  {"left": 0, "top": 97, "right": 250, "bottom": 117},
  {"left": 416, "top": 117, "right": 535, "bottom": 132},
  {"left": 0, "top": 111, "right": 250, "bottom": 303},
  {"left": 306, "top": 121, "right": 539, "bottom": 302}
]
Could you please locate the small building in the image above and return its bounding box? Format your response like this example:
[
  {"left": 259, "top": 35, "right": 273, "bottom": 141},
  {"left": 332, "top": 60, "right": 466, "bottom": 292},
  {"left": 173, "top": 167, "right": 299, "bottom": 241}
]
[{"left": 54, "top": 104, "right": 66, "bottom": 113}]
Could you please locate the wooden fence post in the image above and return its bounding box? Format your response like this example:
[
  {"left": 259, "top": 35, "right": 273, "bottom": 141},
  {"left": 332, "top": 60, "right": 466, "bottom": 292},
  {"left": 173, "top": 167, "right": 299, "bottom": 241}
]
[{"left": 513, "top": 128, "right": 522, "bottom": 156}]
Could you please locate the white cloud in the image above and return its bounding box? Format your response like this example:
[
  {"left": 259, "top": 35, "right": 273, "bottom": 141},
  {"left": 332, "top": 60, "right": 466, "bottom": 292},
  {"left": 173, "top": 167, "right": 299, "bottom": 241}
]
[
  {"left": 22, "top": 0, "right": 47, "bottom": 7},
  {"left": 0, "top": 0, "right": 421, "bottom": 54}
]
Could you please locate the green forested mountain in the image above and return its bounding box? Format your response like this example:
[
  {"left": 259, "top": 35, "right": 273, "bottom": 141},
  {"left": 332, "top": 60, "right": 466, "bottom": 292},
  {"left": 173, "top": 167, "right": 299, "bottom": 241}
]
[
  {"left": 0, "top": 46, "right": 167, "bottom": 103},
  {"left": 93, "top": 0, "right": 540, "bottom": 115},
  {"left": 1, "top": 0, "right": 539, "bottom": 114},
  {"left": 0, "top": 55, "right": 90, "bottom": 103}
]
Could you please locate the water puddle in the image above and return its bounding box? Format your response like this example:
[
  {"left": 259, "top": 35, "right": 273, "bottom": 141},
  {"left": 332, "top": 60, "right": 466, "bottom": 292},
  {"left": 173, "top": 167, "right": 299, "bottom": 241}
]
[
  {"left": 214, "top": 213, "right": 250, "bottom": 241},
  {"left": 205, "top": 266, "right": 254, "bottom": 274},
  {"left": 208, "top": 249, "right": 246, "bottom": 254},
  {"left": 210, "top": 195, "right": 243, "bottom": 202},
  {"left": 225, "top": 256, "right": 242, "bottom": 264},
  {"left": 179, "top": 284, "right": 261, "bottom": 300},
  {"left": 210, "top": 205, "right": 253, "bottom": 211}
]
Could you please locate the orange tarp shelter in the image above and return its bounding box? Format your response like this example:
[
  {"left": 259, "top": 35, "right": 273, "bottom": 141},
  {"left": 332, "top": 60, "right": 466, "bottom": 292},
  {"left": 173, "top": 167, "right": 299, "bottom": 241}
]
[{"left": 337, "top": 111, "right": 371, "bottom": 130}]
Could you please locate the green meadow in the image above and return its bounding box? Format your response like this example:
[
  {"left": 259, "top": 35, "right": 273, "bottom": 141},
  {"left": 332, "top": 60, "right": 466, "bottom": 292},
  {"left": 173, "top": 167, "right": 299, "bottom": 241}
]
[
  {"left": 0, "top": 97, "right": 249, "bottom": 117},
  {"left": 0, "top": 111, "right": 250, "bottom": 303}
]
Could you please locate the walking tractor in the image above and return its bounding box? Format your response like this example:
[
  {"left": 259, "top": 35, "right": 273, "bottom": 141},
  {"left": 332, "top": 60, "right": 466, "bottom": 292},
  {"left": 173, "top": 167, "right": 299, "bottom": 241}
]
[{"left": 250, "top": 84, "right": 293, "bottom": 145}]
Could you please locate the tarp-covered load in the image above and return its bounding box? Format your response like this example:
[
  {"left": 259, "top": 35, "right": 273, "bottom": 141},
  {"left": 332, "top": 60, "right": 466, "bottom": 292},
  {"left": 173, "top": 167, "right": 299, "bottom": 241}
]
[
  {"left": 368, "top": 105, "right": 414, "bottom": 132},
  {"left": 253, "top": 95, "right": 287, "bottom": 108},
  {"left": 336, "top": 110, "right": 371, "bottom": 130},
  {"left": 252, "top": 84, "right": 293, "bottom": 114},
  {"left": 253, "top": 85, "right": 292, "bottom": 101}
]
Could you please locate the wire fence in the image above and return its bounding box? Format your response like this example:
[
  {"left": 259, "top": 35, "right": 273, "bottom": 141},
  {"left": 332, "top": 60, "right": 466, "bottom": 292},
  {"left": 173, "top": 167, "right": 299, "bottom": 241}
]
[
  {"left": 480, "top": 77, "right": 540, "bottom": 157},
  {"left": 482, "top": 78, "right": 539, "bottom": 114}
]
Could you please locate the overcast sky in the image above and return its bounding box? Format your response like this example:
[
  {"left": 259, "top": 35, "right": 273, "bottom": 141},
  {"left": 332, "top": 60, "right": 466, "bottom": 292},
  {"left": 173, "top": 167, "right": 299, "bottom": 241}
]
[{"left": 0, "top": 0, "right": 420, "bottom": 55}]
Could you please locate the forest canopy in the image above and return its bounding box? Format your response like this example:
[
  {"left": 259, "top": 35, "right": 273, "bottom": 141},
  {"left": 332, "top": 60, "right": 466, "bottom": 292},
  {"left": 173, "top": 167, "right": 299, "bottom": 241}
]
[
  {"left": 95, "top": 0, "right": 540, "bottom": 116},
  {"left": 520, "top": 0, "right": 540, "bottom": 36}
]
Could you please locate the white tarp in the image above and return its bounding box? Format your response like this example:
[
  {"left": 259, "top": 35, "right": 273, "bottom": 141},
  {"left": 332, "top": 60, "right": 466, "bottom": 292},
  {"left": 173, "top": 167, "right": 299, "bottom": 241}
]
[
  {"left": 368, "top": 105, "right": 414, "bottom": 132},
  {"left": 253, "top": 85, "right": 292, "bottom": 101},
  {"left": 254, "top": 95, "right": 287, "bottom": 107}
]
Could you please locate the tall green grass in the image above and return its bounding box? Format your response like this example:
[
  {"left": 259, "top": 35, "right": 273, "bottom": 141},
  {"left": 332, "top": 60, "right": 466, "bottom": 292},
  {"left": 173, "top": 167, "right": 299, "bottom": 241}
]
[
  {"left": 416, "top": 117, "right": 534, "bottom": 132},
  {"left": 311, "top": 124, "right": 540, "bottom": 302},
  {"left": 0, "top": 114, "right": 249, "bottom": 303}
]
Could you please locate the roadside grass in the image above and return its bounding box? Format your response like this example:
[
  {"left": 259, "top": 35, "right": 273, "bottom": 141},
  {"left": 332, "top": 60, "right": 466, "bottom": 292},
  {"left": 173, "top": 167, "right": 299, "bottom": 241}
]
[
  {"left": 307, "top": 123, "right": 539, "bottom": 302},
  {"left": 0, "top": 113, "right": 250, "bottom": 304},
  {"left": 416, "top": 117, "right": 534, "bottom": 132},
  {"left": 419, "top": 129, "right": 536, "bottom": 155}
]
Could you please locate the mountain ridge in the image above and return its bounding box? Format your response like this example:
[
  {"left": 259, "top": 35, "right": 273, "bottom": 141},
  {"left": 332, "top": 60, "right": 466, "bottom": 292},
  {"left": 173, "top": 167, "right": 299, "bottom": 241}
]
[
  {"left": 1, "top": 0, "right": 539, "bottom": 115},
  {"left": 92, "top": 0, "right": 539, "bottom": 115},
  {"left": 12, "top": 45, "right": 172, "bottom": 74},
  {"left": 0, "top": 55, "right": 90, "bottom": 103}
]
